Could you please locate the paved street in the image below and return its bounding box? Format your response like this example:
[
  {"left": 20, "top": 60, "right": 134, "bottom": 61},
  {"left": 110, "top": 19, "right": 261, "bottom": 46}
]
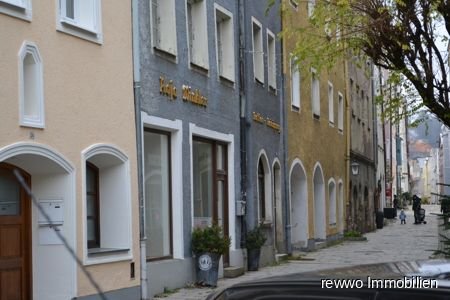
[{"left": 156, "top": 205, "right": 440, "bottom": 299}]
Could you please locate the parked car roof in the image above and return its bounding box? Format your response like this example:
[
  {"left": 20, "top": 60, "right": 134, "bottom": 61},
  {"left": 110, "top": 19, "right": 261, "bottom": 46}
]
[{"left": 206, "top": 260, "right": 450, "bottom": 300}]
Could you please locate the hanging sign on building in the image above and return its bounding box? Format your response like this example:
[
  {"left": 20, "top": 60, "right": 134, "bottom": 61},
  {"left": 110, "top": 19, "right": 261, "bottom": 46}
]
[{"left": 159, "top": 76, "right": 208, "bottom": 107}]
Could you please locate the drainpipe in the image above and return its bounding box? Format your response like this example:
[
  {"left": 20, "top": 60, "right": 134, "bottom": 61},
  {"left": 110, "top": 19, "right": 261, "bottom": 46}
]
[
  {"left": 238, "top": 0, "right": 247, "bottom": 249},
  {"left": 279, "top": 2, "right": 292, "bottom": 255},
  {"left": 131, "top": 0, "right": 148, "bottom": 299},
  {"left": 344, "top": 55, "right": 351, "bottom": 232}
]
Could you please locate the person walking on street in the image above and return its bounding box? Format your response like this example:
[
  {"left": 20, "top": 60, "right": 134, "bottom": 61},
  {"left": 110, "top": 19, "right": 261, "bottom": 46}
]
[
  {"left": 399, "top": 209, "right": 406, "bottom": 224},
  {"left": 412, "top": 195, "right": 421, "bottom": 224}
]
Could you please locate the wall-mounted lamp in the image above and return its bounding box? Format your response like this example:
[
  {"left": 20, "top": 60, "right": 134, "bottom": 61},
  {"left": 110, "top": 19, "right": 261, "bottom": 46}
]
[{"left": 351, "top": 162, "right": 360, "bottom": 176}]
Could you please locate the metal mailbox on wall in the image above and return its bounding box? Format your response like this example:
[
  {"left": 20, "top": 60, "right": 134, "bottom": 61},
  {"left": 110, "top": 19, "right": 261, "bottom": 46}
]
[{"left": 38, "top": 199, "right": 64, "bottom": 226}]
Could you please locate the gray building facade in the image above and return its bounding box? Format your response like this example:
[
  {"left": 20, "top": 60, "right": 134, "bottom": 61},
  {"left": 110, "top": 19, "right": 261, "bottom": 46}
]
[
  {"left": 240, "top": 0, "right": 287, "bottom": 264},
  {"left": 136, "top": 0, "right": 243, "bottom": 297}
]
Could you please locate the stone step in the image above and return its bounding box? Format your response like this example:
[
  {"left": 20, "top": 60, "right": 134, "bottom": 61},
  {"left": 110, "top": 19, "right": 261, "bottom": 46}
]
[
  {"left": 224, "top": 266, "right": 245, "bottom": 278},
  {"left": 314, "top": 241, "right": 327, "bottom": 250},
  {"left": 275, "top": 253, "right": 289, "bottom": 263}
]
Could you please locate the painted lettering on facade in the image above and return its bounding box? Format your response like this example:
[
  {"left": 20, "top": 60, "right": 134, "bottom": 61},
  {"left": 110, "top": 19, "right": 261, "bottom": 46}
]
[
  {"left": 252, "top": 112, "right": 281, "bottom": 133},
  {"left": 159, "top": 76, "right": 177, "bottom": 100},
  {"left": 182, "top": 85, "right": 208, "bottom": 107}
]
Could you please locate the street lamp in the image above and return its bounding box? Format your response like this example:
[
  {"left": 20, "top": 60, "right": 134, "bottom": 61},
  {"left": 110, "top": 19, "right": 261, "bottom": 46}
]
[{"left": 351, "top": 162, "right": 360, "bottom": 176}]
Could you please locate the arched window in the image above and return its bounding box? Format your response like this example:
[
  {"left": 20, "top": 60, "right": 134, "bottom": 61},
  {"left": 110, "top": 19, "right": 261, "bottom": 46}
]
[
  {"left": 328, "top": 180, "right": 336, "bottom": 226},
  {"left": 258, "top": 159, "right": 266, "bottom": 220},
  {"left": 19, "top": 42, "right": 45, "bottom": 128}
]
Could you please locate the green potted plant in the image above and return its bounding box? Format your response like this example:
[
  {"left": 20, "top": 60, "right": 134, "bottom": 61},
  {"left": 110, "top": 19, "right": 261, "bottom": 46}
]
[
  {"left": 246, "top": 224, "right": 267, "bottom": 271},
  {"left": 191, "top": 225, "right": 230, "bottom": 286}
]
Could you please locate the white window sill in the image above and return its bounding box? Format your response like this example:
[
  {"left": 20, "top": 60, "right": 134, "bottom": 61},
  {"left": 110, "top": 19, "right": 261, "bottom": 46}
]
[
  {"left": 57, "top": 21, "right": 103, "bottom": 45},
  {"left": 20, "top": 120, "right": 45, "bottom": 129},
  {"left": 61, "top": 18, "right": 98, "bottom": 35},
  {"left": 291, "top": 105, "right": 300, "bottom": 112},
  {"left": 84, "top": 248, "right": 132, "bottom": 265},
  {"left": 0, "top": 0, "right": 31, "bottom": 21}
]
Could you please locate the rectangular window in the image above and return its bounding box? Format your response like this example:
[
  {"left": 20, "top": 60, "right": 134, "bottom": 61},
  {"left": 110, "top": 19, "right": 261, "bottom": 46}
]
[
  {"left": 144, "top": 130, "right": 172, "bottom": 260},
  {"left": 267, "top": 30, "right": 276, "bottom": 91},
  {"left": 308, "top": 0, "right": 316, "bottom": 17},
  {"left": 193, "top": 138, "right": 229, "bottom": 243},
  {"left": 215, "top": 5, "right": 235, "bottom": 82},
  {"left": 338, "top": 92, "right": 344, "bottom": 132},
  {"left": 187, "top": 0, "right": 209, "bottom": 70},
  {"left": 328, "top": 82, "right": 334, "bottom": 125},
  {"left": 252, "top": 18, "right": 264, "bottom": 84},
  {"left": 151, "top": 0, "right": 177, "bottom": 56},
  {"left": 291, "top": 56, "right": 300, "bottom": 111},
  {"left": 311, "top": 69, "right": 320, "bottom": 118},
  {"left": 60, "top": 0, "right": 100, "bottom": 35}
]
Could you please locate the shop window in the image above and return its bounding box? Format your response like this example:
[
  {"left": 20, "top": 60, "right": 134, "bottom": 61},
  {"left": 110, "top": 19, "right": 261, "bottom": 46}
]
[
  {"left": 252, "top": 18, "right": 264, "bottom": 84},
  {"left": 291, "top": 56, "right": 300, "bottom": 111},
  {"left": 0, "top": 0, "right": 31, "bottom": 20},
  {"left": 328, "top": 81, "right": 334, "bottom": 125},
  {"left": 58, "top": 0, "right": 102, "bottom": 42},
  {"left": 83, "top": 145, "right": 131, "bottom": 262},
  {"left": 338, "top": 92, "right": 344, "bottom": 132},
  {"left": 187, "top": 0, "right": 209, "bottom": 70},
  {"left": 311, "top": 68, "right": 320, "bottom": 119},
  {"left": 193, "top": 138, "right": 228, "bottom": 232},
  {"left": 151, "top": 0, "right": 177, "bottom": 56},
  {"left": 215, "top": 4, "right": 234, "bottom": 82},
  {"left": 144, "top": 129, "right": 173, "bottom": 260},
  {"left": 328, "top": 180, "right": 336, "bottom": 226},
  {"left": 19, "top": 42, "right": 45, "bottom": 128}
]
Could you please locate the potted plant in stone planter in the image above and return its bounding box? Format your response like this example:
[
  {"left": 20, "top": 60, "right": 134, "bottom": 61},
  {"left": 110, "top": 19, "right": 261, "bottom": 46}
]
[
  {"left": 246, "top": 224, "right": 267, "bottom": 271},
  {"left": 191, "top": 225, "right": 230, "bottom": 287}
]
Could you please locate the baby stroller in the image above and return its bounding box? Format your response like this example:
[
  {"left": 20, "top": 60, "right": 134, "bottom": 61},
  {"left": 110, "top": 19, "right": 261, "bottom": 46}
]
[{"left": 418, "top": 208, "right": 427, "bottom": 224}]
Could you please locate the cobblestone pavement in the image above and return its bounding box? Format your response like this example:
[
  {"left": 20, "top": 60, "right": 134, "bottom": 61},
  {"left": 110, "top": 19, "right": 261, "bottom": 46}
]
[{"left": 155, "top": 205, "right": 440, "bottom": 300}]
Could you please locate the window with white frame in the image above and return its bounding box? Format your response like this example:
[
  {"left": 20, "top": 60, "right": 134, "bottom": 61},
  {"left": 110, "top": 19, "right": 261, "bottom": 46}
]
[
  {"left": 18, "top": 42, "right": 45, "bottom": 128},
  {"left": 0, "top": 0, "right": 31, "bottom": 20},
  {"left": 338, "top": 92, "right": 344, "bottom": 132},
  {"left": 311, "top": 69, "right": 320, "bottom": 118},
  {"left": 215, "top": 5, "right": 234, "bottom": 82},
  {"left": 151, "top": 0, "right": 177, "bottom": 56},
  {"left": 291, "top": 56, "right": 300, "bottom": 110},
  {"left": 187, "top": 0, "right": 209, "bottom": 70},
  {"left": 144, "top": 129, "right": 173, "bottom": 260},
  {"left": 267, "top": 30, "right": 276, "bottom": 90},
  {"left": 328, "top": 180, "right": 336, "bottom": 226},
  {"left": 84, "top": 146, "right": 131, "bottom": 260},
  {"left": 308, "top": 0, "right": 316, "bottom": 17},
  {"left": 59, "top": 0, "right": 102, "bottom": 41},
  {"left": 328, "top": 81, "right": 334, "bottom": 125},
  {"left": 252, "top": 18, "right": 264, "bottom": 84}
]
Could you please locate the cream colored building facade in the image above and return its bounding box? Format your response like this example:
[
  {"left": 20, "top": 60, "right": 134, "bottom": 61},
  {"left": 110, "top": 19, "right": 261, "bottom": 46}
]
[
  {"left": 283, "top": 0, "right": 347, "bottom": 250},
  {"left": 0, "top": 1, "right": 140, "bottom": 299}
]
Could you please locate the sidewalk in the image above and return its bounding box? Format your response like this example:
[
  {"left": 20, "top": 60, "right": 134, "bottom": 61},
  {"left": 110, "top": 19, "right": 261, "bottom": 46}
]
[{"left": 155, "top": 205, "right": 440, "bottom": 300}]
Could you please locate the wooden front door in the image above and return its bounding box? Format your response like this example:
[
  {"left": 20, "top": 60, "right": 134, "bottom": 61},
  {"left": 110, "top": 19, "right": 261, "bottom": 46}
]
[{"left": 0, "top": 164, "right": 31, "bottom": 300}]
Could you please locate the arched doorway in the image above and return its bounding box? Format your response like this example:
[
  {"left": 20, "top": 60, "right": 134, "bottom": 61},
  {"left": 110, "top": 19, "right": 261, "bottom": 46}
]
[
  {"left": 0, "top": 142, "right": 76, "bottom": 299},
  {"left": 0, "top": 163, "right": 31, "bottom": 300},
  {"left": 313, "top": 164, "right": 326, "bottom": 240},
  {"left": 289, "top": 160, "right": 308, "bottom": 249}
]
